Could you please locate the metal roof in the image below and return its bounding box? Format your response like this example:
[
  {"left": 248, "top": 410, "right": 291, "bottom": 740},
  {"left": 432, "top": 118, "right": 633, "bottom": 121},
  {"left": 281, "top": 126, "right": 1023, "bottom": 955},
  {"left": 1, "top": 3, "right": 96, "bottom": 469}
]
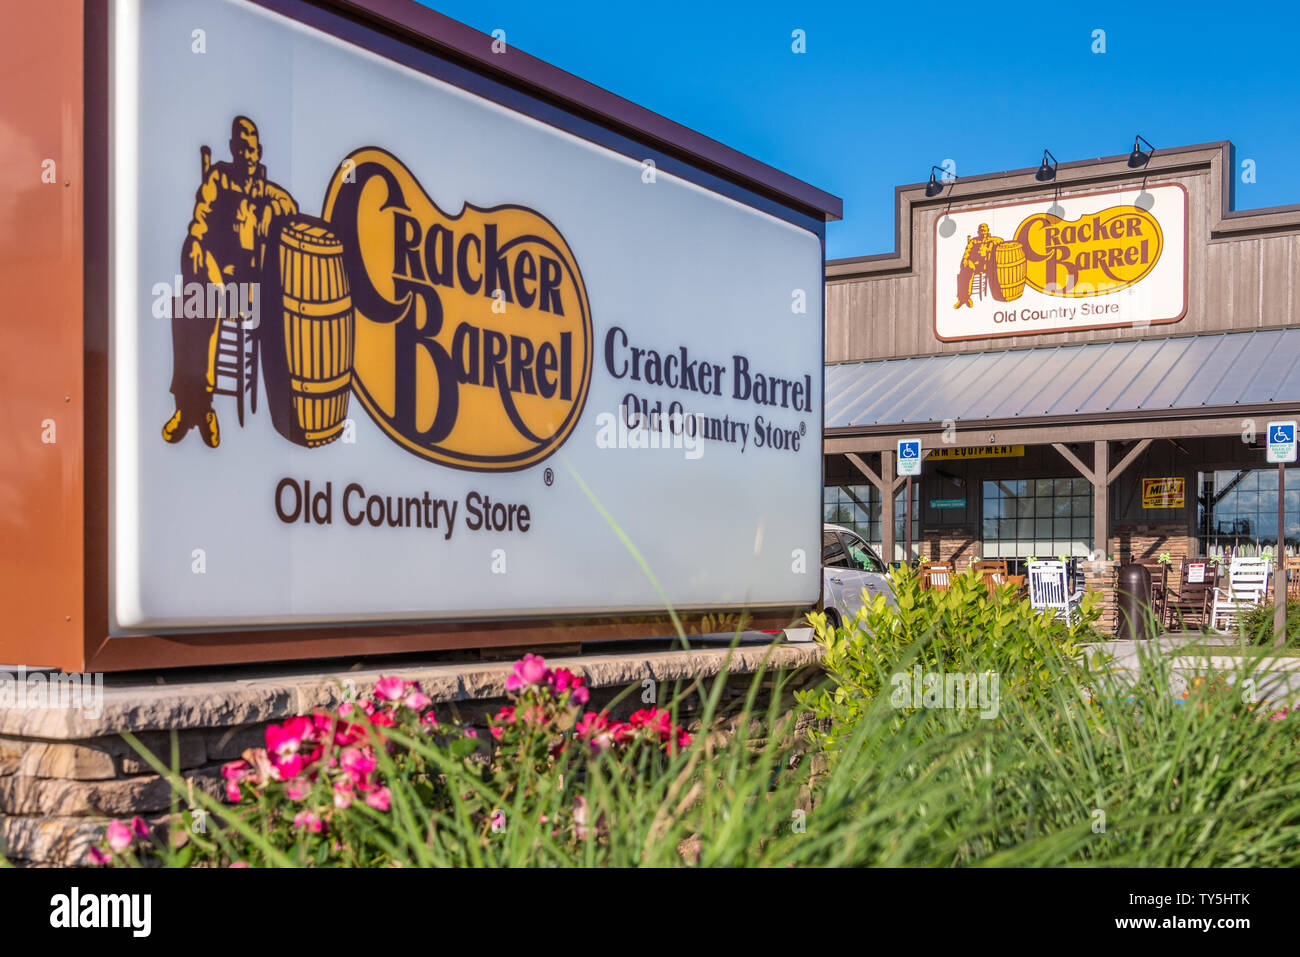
[{"left": 824, "top": 330, "right": 1300, "bottom": 430}]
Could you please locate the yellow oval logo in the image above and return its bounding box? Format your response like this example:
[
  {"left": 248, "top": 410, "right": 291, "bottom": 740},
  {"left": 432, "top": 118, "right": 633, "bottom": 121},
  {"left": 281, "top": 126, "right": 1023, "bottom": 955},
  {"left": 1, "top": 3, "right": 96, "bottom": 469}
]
[
  {"left": 1013, "top": 204, "right": 1162, "bottom": 297},
  {"left": 321, "top": 148, "right": 592, "bottom": 471}
]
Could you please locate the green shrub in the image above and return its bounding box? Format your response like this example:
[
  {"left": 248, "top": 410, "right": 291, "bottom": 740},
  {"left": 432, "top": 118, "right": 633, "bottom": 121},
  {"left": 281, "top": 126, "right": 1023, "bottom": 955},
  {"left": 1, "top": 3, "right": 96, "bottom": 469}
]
[
  {"left": 1237, "top": 598, "right": 1300, "bottom": 645},
  {"left": 798, "top": 567, "right": 1102, "bottom": 757}
]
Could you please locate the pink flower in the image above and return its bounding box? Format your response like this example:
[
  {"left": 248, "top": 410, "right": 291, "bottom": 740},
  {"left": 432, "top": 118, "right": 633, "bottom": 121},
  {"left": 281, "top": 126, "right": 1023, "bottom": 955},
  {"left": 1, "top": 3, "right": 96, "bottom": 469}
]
[
  {"left": 404, "top": 690, "right": 432, "bottom": 712},
  {"left": 576, "top": 711, "right": 618, "bottom": 753},
  {"left": 550, "top": 668, "right": 591, "bottom": 706},
  {"left": 505, "top": 653, "right": 551, "bottom": 692},
  {"left": 130, "top": 817, "right": 150, "bottom": 841},
  {"left": 87, "top": 846, "right": 111, "bottom": 865},
  {"left": 420, "top": 710, "right": 439, "bottom": 731},
  {"left": 270, "top": 753, "right": 304, "bottom": 782},
  {"left": 266, "top": 717, "right": 316, "bottom": 780},
  {"left": 106, "top": 819, "right": 133, "bottom": 852},
  {"left": 629, "top": 708, "right": 673, "bottom": 739},
  {"left": 463, "top": 728, "right": 478, "bottom": 739},
  {"left": 229, "top": 861, "right": 249, "bottom": 868},
  {"left": 293, "top": 810, "right": 324, "bottom": 833},
  {"left": 373, "top": 676, "right": 408, "bottom": 701},
  {"left": 364, "top": 786, "right": 391, "bottom": 812},
  {"left": 266, "top": 716, "right": 313, "bottom": 757},
  {"left": 221, "top": 760, "right": 250, "bottom": 803},
  {"left": 340, "top": 747, "right": 377, "bottom": 785},
  {"left": 490, "top": 809, "right": 506, "bottom": 831},
  {"left": 285, "top": 778, "right": 312, "bottom": 801},
  {"left": 333, "top": 778, "right": 354, "bottom": 810}
]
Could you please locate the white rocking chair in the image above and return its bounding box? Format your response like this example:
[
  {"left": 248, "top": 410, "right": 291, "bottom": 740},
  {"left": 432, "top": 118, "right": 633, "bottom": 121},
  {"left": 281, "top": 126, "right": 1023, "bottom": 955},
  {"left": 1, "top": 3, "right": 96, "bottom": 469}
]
[
  {"left": 1211, "top": 557, "right": 1270, "bottom": 634},
  {"left": 1028, "top": 560, "right": 1083, "bottom": 624}
]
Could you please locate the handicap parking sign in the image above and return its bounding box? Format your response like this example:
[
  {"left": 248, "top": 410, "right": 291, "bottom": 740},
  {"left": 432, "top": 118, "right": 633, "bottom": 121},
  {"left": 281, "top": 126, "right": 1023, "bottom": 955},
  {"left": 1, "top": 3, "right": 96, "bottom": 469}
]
[
  {"left": 897, "top": 439, "right": 922, "bottom": 476},
  {"left": 1267, "top": 421, "right": 1297, "bottom": 463}
]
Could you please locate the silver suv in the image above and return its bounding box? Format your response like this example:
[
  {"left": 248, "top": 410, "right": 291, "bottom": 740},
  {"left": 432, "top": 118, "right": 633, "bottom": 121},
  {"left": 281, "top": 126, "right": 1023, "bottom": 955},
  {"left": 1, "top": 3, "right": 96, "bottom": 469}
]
[{"left": 822, "top": 523, "right": 897, "bottom": 630}]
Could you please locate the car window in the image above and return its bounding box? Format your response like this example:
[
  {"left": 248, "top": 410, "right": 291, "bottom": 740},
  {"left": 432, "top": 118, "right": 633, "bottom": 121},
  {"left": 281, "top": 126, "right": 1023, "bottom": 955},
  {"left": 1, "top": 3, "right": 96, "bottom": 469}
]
[
  {"left": 823, "top": 530, "right": 850, "bottom": 568},
  {"left": 843, "top": 535, "right": 886, "bottom": 574}
]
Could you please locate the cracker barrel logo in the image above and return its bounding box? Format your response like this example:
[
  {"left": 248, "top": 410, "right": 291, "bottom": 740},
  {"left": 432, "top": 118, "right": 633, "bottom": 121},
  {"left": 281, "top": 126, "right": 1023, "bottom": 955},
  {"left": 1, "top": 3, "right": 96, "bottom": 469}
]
[
  {"left": 953, "top": 204, "right": 1163, "bottom": 307},
  {"left": 161, "top": 117, "right": 592, "bottom": 472}
]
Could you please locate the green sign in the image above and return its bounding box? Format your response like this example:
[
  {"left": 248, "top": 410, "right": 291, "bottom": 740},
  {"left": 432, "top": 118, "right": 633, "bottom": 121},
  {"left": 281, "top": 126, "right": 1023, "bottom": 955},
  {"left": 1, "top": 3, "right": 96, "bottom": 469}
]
[{"left": 929, "top": 498, "right": 966, "bottom": 509}]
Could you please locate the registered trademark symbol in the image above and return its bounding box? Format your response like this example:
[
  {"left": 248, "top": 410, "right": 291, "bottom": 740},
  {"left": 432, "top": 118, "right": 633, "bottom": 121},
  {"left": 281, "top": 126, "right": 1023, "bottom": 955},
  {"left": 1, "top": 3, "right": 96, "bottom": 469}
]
[
  {"left": 543, "top": 467, "right": 554, "bottom": 486},
  {"left": 799, "top": 421, "right": 806, "bottom": 436}
]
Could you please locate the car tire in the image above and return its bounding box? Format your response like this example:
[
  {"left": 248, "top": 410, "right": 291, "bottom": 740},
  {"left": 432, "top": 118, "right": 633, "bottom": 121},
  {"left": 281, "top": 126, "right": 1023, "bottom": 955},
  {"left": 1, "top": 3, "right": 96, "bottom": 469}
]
[{"left": 824, "top": 607, "right": 842, "bottom": 632}]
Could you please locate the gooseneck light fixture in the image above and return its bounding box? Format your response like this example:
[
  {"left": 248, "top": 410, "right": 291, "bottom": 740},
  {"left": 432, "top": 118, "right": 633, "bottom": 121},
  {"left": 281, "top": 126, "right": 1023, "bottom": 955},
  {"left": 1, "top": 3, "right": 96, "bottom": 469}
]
[
  {"left": 1035, "top": 148, "right": 1058, "bottom": 182},
  {"left": 925, "top": 165, "right": 955, "bottom": 198},
  {"left": 1127, "top": 135, "right": 1155, "bottom": 169}
]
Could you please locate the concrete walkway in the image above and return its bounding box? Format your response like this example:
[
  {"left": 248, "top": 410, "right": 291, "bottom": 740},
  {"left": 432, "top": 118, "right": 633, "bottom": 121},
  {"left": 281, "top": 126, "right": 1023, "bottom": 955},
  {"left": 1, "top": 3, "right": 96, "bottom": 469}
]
[{"left": 1083, "top": 633, "right": 1300, "bottom": 707}]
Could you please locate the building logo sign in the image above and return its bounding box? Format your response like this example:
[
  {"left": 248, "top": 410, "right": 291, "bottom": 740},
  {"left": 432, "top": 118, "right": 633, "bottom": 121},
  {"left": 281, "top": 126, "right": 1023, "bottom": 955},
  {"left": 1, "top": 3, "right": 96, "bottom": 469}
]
[
  {"left": 934, "top": 183, "right": 1186, "bottom": 341},
  {"left": 1141, "top": 477, "right": 1185, "bottom": 509},
  {"left": 162, "top": 120, "right": 591, "bottom": 473}
]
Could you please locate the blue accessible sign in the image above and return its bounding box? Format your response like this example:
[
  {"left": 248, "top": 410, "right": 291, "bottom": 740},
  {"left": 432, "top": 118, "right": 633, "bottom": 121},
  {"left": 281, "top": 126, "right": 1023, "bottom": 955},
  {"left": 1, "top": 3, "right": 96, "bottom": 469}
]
[
  {"left": 1267, "top": 421, "right": 1297, "bottom": 464},
  {"left": 897, "top": 439, "right": 922, "bottom": 476}
]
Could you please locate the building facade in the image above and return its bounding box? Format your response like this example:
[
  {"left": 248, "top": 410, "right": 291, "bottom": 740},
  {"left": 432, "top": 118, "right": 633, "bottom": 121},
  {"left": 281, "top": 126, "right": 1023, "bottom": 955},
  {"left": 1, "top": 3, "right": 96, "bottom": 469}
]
[{"left": 823, "top": 142, "right": 1300, "bottom": 570}]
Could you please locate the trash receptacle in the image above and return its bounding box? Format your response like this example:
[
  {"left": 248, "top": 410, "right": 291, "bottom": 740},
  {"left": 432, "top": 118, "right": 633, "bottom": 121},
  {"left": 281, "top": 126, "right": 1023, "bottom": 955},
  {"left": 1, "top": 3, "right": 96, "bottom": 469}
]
[{"left": 1116, "top": 563, "right": 1156, "bottom": 640}]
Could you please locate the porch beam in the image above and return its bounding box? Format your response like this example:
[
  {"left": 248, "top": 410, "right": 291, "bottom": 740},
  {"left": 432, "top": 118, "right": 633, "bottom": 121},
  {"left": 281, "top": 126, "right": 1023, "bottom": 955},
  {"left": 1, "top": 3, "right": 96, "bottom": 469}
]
[
  {"left": 1106, "top": 438, "right": 1153, "bottom": 485},
  {"left": 1052, "top": 442, "right": 1096, "bottom": 484},
  {"left": 825, "top": 415, "right": 1263, "bottom": 454},
  {"left": 844, "top": 452, "right": 886, "bottom": 493}
]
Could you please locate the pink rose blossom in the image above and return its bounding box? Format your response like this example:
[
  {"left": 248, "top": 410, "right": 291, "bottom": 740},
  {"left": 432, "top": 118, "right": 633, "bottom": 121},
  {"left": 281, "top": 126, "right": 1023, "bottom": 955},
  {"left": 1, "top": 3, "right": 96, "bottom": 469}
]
[
  {"left": 87, "top": 846, "right": 111, "bottom": 865},
  {"left": 285, "top": 778, "right": 312, "bottom": 801},
  {"left": 505, "top": 653, "right": 551, "bottom": 692},
  {"left": 364, "top": 786, "right": 392, "bottom": 812},
  {"left": 130, "top": 817, "right": 150, "bottom": 841},
  {"left": 293, "top": 810, "right": 324, "bottom": 833},
  {"left": 373, "top": 676, "right": 408, "bottom": 701},
  {"left": 333, "top": 778, "right": 354, "bottom": 810},
  {"left": 404, "top": 690, "right": 432, "bottom": 712},
  {"left": 106, "top": 819, "right": 133, "bottom": 852}
]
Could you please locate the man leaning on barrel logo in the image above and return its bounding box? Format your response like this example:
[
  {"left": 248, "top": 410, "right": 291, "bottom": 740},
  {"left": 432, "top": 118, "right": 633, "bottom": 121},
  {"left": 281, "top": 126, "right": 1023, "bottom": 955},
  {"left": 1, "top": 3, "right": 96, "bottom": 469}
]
[
  {"left": 163, "top": 116, "right": 298, "bottom": 447},
  {"left": 954, "top": 223, "right": 1003, "bottom": 309}
]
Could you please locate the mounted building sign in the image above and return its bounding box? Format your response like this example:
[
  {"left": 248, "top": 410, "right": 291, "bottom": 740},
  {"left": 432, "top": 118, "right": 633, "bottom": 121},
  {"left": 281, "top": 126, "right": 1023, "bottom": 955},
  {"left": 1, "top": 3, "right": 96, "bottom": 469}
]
[{"left": 934, "top": 183, "right": 1187, "bottom": 342}]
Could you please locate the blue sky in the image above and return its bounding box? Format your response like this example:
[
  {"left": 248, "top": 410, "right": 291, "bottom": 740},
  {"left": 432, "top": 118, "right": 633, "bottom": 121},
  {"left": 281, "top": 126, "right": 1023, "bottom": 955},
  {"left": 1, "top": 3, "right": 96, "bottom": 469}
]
[{"left": 422, "top": 1, "right": 1299, "bottom": 260}]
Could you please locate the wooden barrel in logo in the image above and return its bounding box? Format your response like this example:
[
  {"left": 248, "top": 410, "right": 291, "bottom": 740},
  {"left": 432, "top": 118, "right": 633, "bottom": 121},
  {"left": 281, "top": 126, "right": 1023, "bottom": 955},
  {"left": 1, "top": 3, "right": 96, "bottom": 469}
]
[
  {"left": 261, "top": 217, "right": 354, "bottom": 448},
  {"left": 988, "top": 241, "right": 1027, "bottom": 302}
]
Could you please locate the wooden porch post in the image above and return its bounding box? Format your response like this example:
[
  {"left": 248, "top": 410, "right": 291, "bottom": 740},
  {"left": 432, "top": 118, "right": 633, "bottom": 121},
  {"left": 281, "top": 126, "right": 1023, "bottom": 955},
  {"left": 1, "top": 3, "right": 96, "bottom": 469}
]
[
  {"left": 882, "top": 451, "right": 896, "bottom": 562},
  {"left": 1094, "top": 440, "right": 1109, "bottom": 558}
]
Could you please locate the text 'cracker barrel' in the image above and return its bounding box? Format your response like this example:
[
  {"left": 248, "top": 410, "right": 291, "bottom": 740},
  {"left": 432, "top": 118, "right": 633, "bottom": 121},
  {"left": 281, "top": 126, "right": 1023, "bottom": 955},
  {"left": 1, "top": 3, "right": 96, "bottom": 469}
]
[
  {"left": 261, "top": 217, "right": 355, "bottom": 447},
  {"left": 989, "top": 240, "right": 1027, "bottom": 302}
]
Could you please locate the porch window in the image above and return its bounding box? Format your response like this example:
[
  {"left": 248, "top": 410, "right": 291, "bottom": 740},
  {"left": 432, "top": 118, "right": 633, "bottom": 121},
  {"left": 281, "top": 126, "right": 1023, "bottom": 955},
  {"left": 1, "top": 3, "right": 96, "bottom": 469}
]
[
  {"left": 1197, "top": 469, "right": 1300, "bottom": 557},
  {"left": 981, "top": 477, "right": 1093, "bottom": 558}
]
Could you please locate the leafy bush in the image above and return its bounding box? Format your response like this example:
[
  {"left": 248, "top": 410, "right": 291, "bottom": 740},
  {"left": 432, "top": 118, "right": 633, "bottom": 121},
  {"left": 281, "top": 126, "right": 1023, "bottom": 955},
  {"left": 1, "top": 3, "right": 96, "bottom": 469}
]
[
  {"left": 1237, "top": 598, "right": 1300, "bottom": 645},
  {"left": 798, "top": 567, "right": 1101, "bottom": 756}
]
